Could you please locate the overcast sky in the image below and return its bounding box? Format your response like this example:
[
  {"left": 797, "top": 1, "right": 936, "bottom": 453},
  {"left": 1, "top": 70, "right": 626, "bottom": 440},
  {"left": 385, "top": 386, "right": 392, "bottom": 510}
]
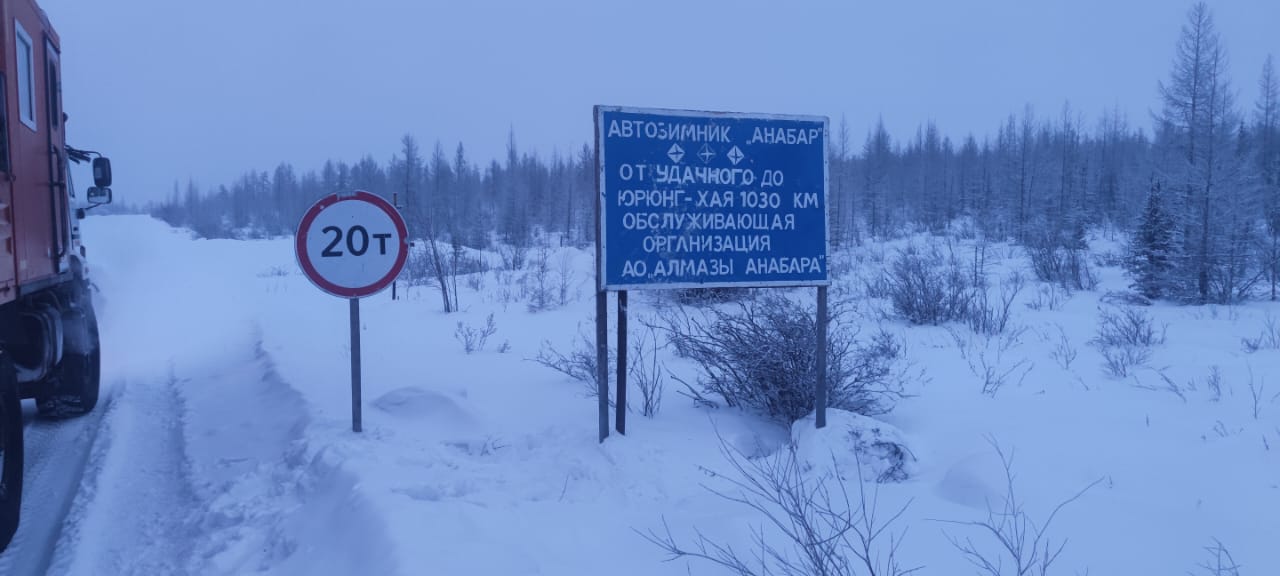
[{"left": 38, "top": 0, "right": 1279, "bottom": 204}]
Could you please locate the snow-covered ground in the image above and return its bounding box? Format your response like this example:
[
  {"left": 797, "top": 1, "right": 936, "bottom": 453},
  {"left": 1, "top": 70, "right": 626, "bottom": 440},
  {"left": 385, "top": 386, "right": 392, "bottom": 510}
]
[{"left": 13, "top": 214, "right": 1278, "bottom": 575}]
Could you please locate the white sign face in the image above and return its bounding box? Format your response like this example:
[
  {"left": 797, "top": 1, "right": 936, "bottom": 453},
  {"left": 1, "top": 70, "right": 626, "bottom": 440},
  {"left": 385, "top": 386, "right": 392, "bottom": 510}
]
[{"left": 296, "top": 191, "right": 408, "bottom": 298}]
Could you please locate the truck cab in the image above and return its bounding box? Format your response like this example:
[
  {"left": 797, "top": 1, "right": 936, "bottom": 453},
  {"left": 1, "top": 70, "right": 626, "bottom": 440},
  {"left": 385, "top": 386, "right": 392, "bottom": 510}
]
[{"left": 0, "top": 0, "right": 112, "bottom": 552}]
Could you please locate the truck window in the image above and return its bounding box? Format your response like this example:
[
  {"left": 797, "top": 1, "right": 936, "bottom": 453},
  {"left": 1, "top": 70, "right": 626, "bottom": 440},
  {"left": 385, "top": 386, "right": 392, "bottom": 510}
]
[{"left": 14, "top": 20, "right": 36, "bottom": 132}]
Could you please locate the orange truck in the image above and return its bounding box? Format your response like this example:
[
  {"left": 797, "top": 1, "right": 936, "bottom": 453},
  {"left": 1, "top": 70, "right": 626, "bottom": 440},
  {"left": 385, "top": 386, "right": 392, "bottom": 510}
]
[{"left": 0, "top": 0, "right": 112, "bottom": 550}]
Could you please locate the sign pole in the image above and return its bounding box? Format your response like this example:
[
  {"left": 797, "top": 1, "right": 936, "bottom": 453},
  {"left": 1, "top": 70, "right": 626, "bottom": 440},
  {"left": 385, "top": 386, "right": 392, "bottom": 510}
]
[
  {"left": 296, "top": 190, "right": 407, "bottom": 436},
  {"left": 815, "top": 285, "right": 828, "bottom": 429},
  {"left": 596, "top": 291, "right": 608, "bottom": 442},
  {"left": 593, "top": 107, "right": 610, "bottom": 443},
  {"left": 350, "top": 297, "right": 363, "bottom": 433},
  {"left": 616, "top": 290, "right": 628, "bottom": 435}
]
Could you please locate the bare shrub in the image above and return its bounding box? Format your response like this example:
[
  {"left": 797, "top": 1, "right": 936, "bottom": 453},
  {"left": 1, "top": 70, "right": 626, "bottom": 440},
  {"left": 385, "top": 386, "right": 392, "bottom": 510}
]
[
  {"left": 966, "top": 346, "right": 1033, "bottom": 397},
  {"left": 667, "top": 286, "right": 753, "bottom": 306},
  {"left": 1205, "top": 365, "right": 1223, "bottom": 402},
  {"left": 640, "top": 433, "right": 919, "bottom": 576},
  {"left": 1093, "top": 306, "right": 1166, "bottom": 349},
  {"left": 1149, "top": 369, "right": 1190, "bottom": 402},
  {"left": 1026, "top": 233, "right": 1098, "bottom": 291},
  {"left": 1192, "top": 539, "right": 1241, "bottom": 576},
  {"left": 1100, "top": 345, "right": 1151, "bottom": 379},
  {"left": 1047, "top": 324, "right": 1078, "bottom": 371},
  {"left": 532, "top": 322, "right": 614, "bottom": 403},
  {"left": 1092, "top": 305, "right": 1165, "bottom": 376},
  {"left": 887, "top": 242, "right": 975, "bottom": 325},
  {"left": 863, "top": 273, "right": 892, "bottom": 300},
  {"left": 968, "top": 272, "right": 1025, "bottom": 336},
  {"left": 934, "top": 439, "right": 1103, "bottom": 576},
  {"left": 1025, "top": 284, "right": 1070, "bottom": 312},
  {"left": 653, "top": 293, "right": 905, "bottom": 424},
  {"left": 425, "top": 237, "right": 458, "bottom": 312},
  {"left": 1241, "top": 312, "right": 1280, "bottom": 353},
  {"left": 629, "top": 325, "right": 665, "bottom": 418},
  {"left": 493, "top": 269, "right": 521, "bottom": 310},
  {"left": 1248, "top": 367, "right": 1266, "bottom": 420},
  {"left": 454, "top": 313, "right": 498, "bottom": 354}
]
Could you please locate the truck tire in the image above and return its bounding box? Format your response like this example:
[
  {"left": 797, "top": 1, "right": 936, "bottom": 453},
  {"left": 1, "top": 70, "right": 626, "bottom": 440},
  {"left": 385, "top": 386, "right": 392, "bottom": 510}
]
[
  {"left": 36, "top": 294, "right": 100, "bottom": 419},
  {"left": 0, "top": 352, "right": 24, "bottom": 552}
]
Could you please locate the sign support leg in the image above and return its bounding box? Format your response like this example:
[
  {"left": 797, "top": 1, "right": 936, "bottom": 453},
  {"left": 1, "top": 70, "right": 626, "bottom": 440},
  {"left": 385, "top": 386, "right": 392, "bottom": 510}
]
[
  {"left": 596, "top": 290, "right": 609, "bottom": 442},
  {"left": 350, "top": 297, "right": 363, "bottom": 433},
  {"left": 616, "top": 290, "right": 627, "bottom": 435},
  {"left": 816, "top": 286, "right": 828, "bottom": 429}
]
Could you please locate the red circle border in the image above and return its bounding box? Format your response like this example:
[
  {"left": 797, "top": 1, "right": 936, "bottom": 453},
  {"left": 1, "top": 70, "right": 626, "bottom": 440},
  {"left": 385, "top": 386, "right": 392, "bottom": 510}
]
[{"left": 295, "top": 190, "right": 409, "bottom": 299}]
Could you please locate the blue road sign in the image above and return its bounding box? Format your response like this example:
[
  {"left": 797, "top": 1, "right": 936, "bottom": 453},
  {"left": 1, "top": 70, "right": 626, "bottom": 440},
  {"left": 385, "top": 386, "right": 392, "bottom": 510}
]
[{"left": 595, "top": 106, "right": 829, "bottom": 290}]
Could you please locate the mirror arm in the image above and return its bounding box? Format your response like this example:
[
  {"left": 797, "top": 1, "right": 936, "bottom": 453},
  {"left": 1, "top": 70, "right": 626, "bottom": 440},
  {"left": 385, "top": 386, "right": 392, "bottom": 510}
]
[{"left": 65, "top": 144, "right": 99, "bottom": 164}]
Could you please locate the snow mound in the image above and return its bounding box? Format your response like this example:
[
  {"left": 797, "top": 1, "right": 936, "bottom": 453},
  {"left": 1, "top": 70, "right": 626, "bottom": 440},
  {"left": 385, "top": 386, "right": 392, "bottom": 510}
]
[
  {"left": 372, "top": 387, "right": 479, "bottom": 435},
  {"left": 935, "top": 451, "right": 1006, "bottom": 511},
  {"left": 791, "top": 409, "right": 917, "bottom": 484}
]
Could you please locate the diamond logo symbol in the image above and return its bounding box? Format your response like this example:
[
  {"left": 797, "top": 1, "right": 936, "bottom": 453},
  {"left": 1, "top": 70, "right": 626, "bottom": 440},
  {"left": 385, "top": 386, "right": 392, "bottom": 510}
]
[
  {"left": 698, "top": 144, "right": 716, "bottom": 164},
  {"left": 727, "top": 145, "right": 745, "bottom": 165},
  {"left": 667, "top": 143, "right": 684, "bottom": 164}
]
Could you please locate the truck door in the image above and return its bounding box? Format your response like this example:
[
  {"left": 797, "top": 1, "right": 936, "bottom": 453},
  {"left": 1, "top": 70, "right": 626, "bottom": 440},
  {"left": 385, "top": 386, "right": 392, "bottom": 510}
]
[{"left": 42, "top": 36, "right": 65, "bottom": 272}]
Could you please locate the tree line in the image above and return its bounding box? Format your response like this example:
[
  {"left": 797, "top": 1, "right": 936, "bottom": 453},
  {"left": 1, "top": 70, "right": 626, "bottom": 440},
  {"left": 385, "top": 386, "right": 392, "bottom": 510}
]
[{"left": 150, "top": 2, "right": 1278, "bottom": 304}]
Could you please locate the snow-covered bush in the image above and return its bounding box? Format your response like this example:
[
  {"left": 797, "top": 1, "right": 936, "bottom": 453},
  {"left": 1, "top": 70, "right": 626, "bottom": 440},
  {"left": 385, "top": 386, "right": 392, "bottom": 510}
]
[
  {"left": 1091, "top": 305, "right": 1166, "bottom": 378},
  {"left": 655, "top": 293, "right": 905, "bottom": 424},
  {"left": 887, "top": 241, "right": 974, "bottom": 325},
  {"left": 1026, "top": 230, "right": 1098, "bottom": 291}
]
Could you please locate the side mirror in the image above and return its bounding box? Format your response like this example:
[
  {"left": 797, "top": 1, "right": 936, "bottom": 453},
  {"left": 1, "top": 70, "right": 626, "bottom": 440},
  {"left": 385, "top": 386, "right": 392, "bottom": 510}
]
[
  {"left": 92, "top": 157, "right": 112, "bottom": 188},
  {"left": 87, "top": 186, "right": 112, "bottom": 206}
]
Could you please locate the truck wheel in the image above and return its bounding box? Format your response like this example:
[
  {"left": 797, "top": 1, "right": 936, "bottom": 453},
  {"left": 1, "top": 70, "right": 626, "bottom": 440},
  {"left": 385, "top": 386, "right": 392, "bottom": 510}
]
[
  {"left": 36, "top": 300, "right": 100, "bottom": 419},
  {"left": 0, "top": 352, "right": 24, "bottom": 552}
]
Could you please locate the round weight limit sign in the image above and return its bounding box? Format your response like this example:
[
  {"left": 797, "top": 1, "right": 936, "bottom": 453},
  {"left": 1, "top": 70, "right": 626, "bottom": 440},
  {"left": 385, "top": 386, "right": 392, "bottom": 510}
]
[{"left": 296, "top": 190, "right": 408, "bottom": 298}]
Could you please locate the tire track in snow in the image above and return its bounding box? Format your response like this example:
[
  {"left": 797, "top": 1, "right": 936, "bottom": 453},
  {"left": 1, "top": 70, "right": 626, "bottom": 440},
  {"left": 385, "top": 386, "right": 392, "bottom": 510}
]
[{"left": 46, "top": 377, "right": 200, "bottom": 576}]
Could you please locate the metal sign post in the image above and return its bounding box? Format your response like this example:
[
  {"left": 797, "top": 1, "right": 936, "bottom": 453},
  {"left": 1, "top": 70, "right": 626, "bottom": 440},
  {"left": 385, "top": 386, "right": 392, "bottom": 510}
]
[
  {"left": 593, "top": 106, "right": 831, "bottom": 441},
  {"left": 350, "top": 297, "right": 363, "bottom": 432},
  {"left": 296, "top": 190, "right": 409, "bottom": 433}
]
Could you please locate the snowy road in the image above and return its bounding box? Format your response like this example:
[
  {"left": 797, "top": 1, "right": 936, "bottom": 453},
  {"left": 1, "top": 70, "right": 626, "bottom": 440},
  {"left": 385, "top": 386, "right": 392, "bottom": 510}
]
[
  {"left": 0, "top": 395, "right": 110, "bottom": 576},
  {"left": 46, "top": 376, "right": 200, "bottom": 576},
  {"left": 0, "top": 376, "right": 205, "bottom": 576}
]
